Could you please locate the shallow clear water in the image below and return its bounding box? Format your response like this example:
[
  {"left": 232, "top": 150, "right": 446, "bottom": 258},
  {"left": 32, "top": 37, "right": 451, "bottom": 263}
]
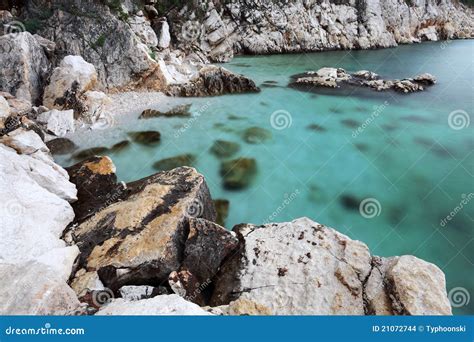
[{"left": 58, "top": 41, "right": 473, "bottom": 314}]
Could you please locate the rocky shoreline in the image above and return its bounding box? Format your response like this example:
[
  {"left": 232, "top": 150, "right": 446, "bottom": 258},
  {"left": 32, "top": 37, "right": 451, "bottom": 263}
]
[
  {"left": 0, "top": 129, "right": 454, "bottom": 315},
  {"left": 0, "top": 0, "right": 471, "bottom": 315}
]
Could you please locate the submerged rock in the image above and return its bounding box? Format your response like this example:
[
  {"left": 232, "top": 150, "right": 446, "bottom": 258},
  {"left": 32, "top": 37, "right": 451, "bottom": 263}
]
[
  {"left": 140, "top": 104, "right": 192, "bottom": 119},
  {"left": 210, "top": 140, "right": 240, "bottom": 158},
  {"left": 220, "top": 158, "right": 257, "bottom": 190},
  {"left": 128, "top": 131, "right": 161, "bottom": 146},
  {"left": 214, "top": 199, "right": 230, "bottom": 227},
  {"left": 153, "top": 154, "right": 196, "bottom": 171},
  {"left": 307, "top": 124, "right": 327, "bottom": 132},
  {"left": 96, "top": 295, "right": 212, "bottom": 315},
  {"left": 242, "top": 127, "right": 272, "bottom": 144},
  {"left": 167, "top": 66, "right": 260, "bottom": 97},
  {"left": 46, "top": 138, "right": 78, "bottom": 155},
  {"left": 210, "top": 218, "right": 452, "bottom": 315},
  {"left": 73, "top": 147, "right": 110, "bottom": 160},
  {"left": 110, "top": 140, "right": 130, "bottom": 153},
  {"left": 70, "top": 167, "right": 216, "bottom": 291}
]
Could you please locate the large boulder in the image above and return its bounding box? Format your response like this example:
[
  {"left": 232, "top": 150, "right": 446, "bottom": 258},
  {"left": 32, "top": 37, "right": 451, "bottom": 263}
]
[
  {"left": 0, "top": 32, "right": 50, "bottom": 104},
  {"left": 0, "top": 262, "right": 81, "bottom": 315},
  {"left": 43, "top": 56, "right": 98, "bottom": 110},
  {"left": 96, "top": 294, "right": 211, "bottom": 315},
  {"left": 69, "top": 166, "right": 216, "bottom": 292},
  {"left": 167, "top": 66, "right": 260, "bottom": 97},
  {"left": 365, "top": 255, "right": 452, "bottom": 315},
  {"left": 0, "top": 130, "right": 77, "bottom": 266},
  {"left": 210, "top": 218, "right": 452, "bottom": 315}
]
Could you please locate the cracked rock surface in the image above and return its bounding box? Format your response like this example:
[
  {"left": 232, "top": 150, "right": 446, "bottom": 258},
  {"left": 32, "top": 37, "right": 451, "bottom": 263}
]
[
  {"left": 210, "top": 218, "right": 452, "bottom": 315},
  {"left": 69, "top": 164, "right": 216, "bottom": 293}
]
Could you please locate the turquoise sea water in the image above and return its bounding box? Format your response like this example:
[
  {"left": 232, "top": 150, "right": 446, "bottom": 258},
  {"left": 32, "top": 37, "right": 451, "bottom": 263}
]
[{"left": 58, "top": 41, "right": 473, "bottom": 314}]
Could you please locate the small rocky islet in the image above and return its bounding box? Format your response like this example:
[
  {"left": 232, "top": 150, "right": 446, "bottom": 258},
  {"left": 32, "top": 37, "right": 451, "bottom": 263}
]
[{"left": 1, "top": 0, "right": 472, "bottom": 316}]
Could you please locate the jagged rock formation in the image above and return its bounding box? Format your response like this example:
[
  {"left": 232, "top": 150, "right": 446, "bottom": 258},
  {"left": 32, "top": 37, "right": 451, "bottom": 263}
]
[
  {"left": 290, "top": 67, "right": 437, "bottom": 95},
  {"left": 210, "top": 218, "right": 452, "bottom": 315},
  {"left": 167, "top": 65, "right": 260, "bottom": 97},
  {"left": 170, "top": 0, "right": 474, "bottom": 62},
  {"left": 0, "top": 128, "right": 80, "bottom": 315},
  {"left": 66, "top": 159, "right": 216, "bottom": 294},
  {"left": 0, "top": 32, "right": 50, "bottom": 104}
]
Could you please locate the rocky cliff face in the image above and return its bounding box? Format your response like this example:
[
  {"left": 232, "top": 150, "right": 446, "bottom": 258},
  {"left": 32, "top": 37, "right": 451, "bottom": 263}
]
[{"left": 169, "top": 0, "right": 473, "bottom": 61}]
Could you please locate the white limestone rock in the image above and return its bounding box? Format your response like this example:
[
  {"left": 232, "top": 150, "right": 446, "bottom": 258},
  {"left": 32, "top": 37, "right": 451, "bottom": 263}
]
[
  {"left": 35, "top": 246, "right": 80, "bottom": 282},
  {"left": 211, "top": 218, "right": 372, "bottom": 315},
  {"left": 82, "top": 91, "right": 112, "bottom": 124},
  {"left": 129, "top": 15, "right": 158, "bottom": 47},
  {"left": 158, "top": 21, "right": 171, "bottom": 49},
  {"left": 386, "top": 255, "right": 452, "bottom": 315},
  {"left": 119, "top": 285, "right": 163, "bottom": 301},
  {"left": 43, "top": 56, "right": 98, "bottom": 109},
  {"left": 96, "top": 295, "right": 212, "bottom": 315},
  {"left": 0, "top": 262, "right": 80, "bottom": 315},
  {"left": 37, "top": 109, "right": 75, "bottom": 137},
  {"left": 0, "top": 128, "right": 48, "bottom": 154},
  {"left": 0, "top": 32, "right": 50, "bottom": 103},
  {"left": 211, "top": 218, "right": 452, "bottom": 316},
  {"left": 0, "top": 95, "right": 10, "bottom": 128},
  {"left": 0, "top": 133, "right": 77, "bottom": 266},
  {"left": 170, "top": 0, "right": 473, "bottom": 60}
]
